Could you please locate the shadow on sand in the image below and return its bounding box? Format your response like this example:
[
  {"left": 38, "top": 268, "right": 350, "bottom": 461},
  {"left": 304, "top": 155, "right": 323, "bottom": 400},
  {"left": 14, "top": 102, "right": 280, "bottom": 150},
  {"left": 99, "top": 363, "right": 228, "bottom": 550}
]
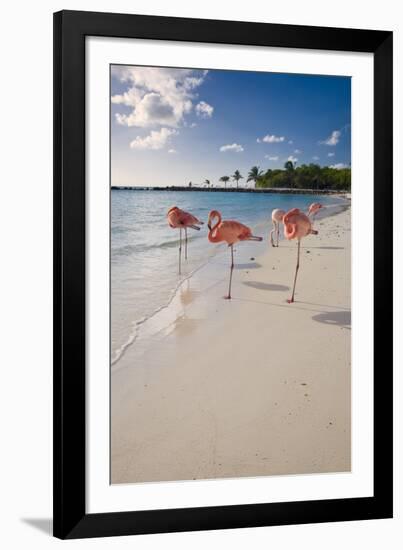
[
  {"left": 308, "top": 246, "right": 344, "bottom": 250},
  {"left": 276, "top": 245, "right": 344, "bottom": 250},
  {"left": 234, "top": 262, "right": 262, "bottom": 270},
  {"left": 312, "top": 310, "right": 351, "bottom": 328},
  {"left": 243, "top": 281, "right": 289, "bottom": 292}
]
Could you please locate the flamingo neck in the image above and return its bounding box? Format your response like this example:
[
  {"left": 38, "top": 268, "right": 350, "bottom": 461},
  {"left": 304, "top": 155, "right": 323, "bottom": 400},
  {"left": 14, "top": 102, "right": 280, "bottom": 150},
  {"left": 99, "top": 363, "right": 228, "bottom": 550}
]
[{"left": 208, "top": 213, "right": 222, "bottom": 243}]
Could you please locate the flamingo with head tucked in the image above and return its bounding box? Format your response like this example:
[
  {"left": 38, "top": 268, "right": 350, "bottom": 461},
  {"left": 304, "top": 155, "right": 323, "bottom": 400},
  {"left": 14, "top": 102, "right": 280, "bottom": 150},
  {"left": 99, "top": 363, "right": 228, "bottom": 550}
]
[
  {"left": 167, "top": 206, "right": 203, "bottom": 274},
  {"left": 207, "top": 210, "right": 263, "bottom": 299},
  {"left": 283, "top": 208, "right": 318, "bottom": 303},
  {"left": 307, "top": 202, "right": 323, "bottom": 219},
  {"left": 270, "top": 208, "right": 286, "bottom": 247}
]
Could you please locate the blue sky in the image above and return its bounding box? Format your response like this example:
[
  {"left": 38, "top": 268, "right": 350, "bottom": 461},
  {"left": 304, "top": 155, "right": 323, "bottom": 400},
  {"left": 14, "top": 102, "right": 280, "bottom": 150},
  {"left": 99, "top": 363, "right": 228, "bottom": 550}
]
[{"left": 111, "top": 65, "right": 351, "bottom": 187}]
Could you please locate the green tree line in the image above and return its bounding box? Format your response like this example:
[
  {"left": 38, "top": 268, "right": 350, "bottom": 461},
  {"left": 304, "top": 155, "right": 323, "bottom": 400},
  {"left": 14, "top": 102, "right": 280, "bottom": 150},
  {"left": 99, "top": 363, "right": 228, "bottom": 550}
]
[
  {"left": 254, "top": 162, "right": 351, "bottom": 191},
  {"left": 215, "top": 162, "right": 350, "bottom": 191}
]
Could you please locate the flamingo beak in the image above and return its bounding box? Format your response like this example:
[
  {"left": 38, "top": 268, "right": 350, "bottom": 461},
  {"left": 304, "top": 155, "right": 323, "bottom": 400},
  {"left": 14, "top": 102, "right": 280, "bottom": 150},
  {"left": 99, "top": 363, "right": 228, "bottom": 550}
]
[{"left": 207, "top": 222, "right": 211, "bottom": 230}]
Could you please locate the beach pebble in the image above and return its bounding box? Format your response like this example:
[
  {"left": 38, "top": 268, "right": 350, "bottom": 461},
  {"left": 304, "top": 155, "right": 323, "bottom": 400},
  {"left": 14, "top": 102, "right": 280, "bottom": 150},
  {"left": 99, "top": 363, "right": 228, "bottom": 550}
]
[{"left": 250, "top": 257, "right": 255, "bottom": 261}]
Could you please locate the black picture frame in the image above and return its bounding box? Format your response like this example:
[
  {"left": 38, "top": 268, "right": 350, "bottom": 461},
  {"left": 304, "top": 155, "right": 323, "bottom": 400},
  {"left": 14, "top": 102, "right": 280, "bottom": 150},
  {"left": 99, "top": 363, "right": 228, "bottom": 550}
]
[{"left": 53, "top": 9, "right": 393, "bottom": 539}]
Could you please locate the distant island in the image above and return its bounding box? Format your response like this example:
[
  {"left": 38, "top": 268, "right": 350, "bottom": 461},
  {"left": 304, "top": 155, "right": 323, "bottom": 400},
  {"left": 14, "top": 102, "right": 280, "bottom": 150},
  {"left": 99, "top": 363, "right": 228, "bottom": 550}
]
[{"left": 112, "top": 162, "right": 351, "bottom": 194}]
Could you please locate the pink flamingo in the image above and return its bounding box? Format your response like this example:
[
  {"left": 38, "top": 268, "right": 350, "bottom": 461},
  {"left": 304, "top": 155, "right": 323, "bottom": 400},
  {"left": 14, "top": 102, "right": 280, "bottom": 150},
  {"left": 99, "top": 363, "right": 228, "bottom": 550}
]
[
  {"left": 270, "top": 208, "right": 286, "bottom": 247},
  {"left": 283, "top": 208, "right": 318, "bottom": 303},
  {"left": 307, "top": 202, "right": 323, "bottom": 219},
  {"left": 207, "top": 210, "right": 262, "bottom": 299},
  {"left": 167, "top": 206, "right": 203, "bottom": 274}
]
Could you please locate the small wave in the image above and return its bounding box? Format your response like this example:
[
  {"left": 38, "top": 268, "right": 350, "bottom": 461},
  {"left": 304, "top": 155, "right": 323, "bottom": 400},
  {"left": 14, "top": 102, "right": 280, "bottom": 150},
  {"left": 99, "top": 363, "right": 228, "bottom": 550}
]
[
  {"left": 111, "top": 257, "right": 211, "bottom": 369},
  {"left": 111, "top": 317, "right": 145, "bottom": 366},
  {"left": 112, "top": 234, "right": 200, "bottom": 258}
]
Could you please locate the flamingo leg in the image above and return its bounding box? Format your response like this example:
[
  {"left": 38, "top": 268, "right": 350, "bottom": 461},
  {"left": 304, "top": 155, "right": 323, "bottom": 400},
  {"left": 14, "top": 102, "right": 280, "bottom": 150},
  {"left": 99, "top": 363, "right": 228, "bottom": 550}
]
[
  {"left": 270, "top": 222, "right": 276, "bottom": 247},
  {"left": 277, "top": 224, "right": 280, "bottom": 247},
  {"left": 179, "top": 228, "right": 182, "bottom": 275},
  {"left": 185, "top": 228, "right": 188, "bottom": 260},
  {"left": 225, "top": 245, "right": 234, "bottom": 299},
  {"left": 288, "top": 239, "right": 301, "bottom": 303}
]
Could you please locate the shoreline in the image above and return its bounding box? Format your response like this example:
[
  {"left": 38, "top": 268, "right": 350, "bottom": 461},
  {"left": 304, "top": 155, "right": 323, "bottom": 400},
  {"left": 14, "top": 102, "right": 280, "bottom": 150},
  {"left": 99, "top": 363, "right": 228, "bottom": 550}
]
[
  {"left": 111, "top": 185, "right": 349, "bottom": 195},
  {"left": 111, "top": 205, "right": 351, "bottom": 484},
  {"left": 111, "top": 200, "right": 349, "bottom": 367}
]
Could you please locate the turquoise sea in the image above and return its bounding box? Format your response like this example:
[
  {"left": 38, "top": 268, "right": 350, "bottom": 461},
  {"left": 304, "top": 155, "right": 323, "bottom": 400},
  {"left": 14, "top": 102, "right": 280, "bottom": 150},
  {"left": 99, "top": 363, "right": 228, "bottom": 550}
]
[{"left": 111, "top": 190, "right": 337, "bottom": 364}]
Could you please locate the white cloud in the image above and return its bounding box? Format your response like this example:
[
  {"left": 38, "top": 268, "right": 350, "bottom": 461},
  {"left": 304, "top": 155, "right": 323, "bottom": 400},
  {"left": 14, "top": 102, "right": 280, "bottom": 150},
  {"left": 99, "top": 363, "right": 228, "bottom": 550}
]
[
  {"left": 328, "top": 152, "right": 335, "bottom": 157},
  {"left": 219, "top": 143, "right": 244, "bottom": 153},
  {"left": 190, "top": 122, "right": 197, "bottom": 128},
  {"left": 288, "top": 140, "right": 293, "bottom": 144},
  {"left": 168, "top": 148, "right": 177, "bottom": 154},
  {"left": 287, "top": 155, "right": 298, "bottom": 163},
  {"left": 195, "top": 101, "right": 214, "bottom": 118},
  {"left": 111, "top": 66, "right": 208, "bottom": 128},
  {"left": 265, "top": 155, "right": 279, "bottom": 161},
  {"left": 320, "top": 130, "right": 341, "bottom": 146},
  {"left": 294, "top": 149, "right": 302, "bottom": 154},
  {"left": 312, "top": 156, "right": 320, "bottom": 160},
  {"left": 330, "top": 163, "right": 349, "bottom": 170},
  {"left": 259, "top": 134, "right": 285, "bottom": 143},
  {"left": 130, "top": 128, "right": 177, "bottom": 150}
]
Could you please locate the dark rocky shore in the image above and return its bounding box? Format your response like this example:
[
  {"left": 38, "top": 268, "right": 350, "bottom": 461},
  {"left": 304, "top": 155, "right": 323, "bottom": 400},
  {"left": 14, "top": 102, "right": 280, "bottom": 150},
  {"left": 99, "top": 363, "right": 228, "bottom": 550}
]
[{"left": 111, "top": 186, "right": 346, "bottom": 195}]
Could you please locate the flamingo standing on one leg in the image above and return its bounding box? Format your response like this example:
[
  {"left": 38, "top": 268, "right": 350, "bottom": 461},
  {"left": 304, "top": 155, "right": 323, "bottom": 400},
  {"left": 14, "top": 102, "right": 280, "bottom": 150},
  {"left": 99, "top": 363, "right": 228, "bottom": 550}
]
[
  {"left": 207, "top": 210, "right": 262, "bottom": 299},
  {"left": 167, "top": 206, "right": 204, "bottom": 274},
  {"left": 270, "top": 208, "right": 286, "bottom": 247},
  {"left": 283, "top": 208, "right": 318, "bottom": 303},
  {"left": 307, "top": 202, "right": 323, "bottom": 219}
]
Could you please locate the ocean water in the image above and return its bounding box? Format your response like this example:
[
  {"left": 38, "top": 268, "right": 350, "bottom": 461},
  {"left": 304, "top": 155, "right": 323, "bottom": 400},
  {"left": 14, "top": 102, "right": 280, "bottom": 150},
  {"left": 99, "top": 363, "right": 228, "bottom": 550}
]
[{"left": 111, "top": 190, "right": 337, "bottom": 364}]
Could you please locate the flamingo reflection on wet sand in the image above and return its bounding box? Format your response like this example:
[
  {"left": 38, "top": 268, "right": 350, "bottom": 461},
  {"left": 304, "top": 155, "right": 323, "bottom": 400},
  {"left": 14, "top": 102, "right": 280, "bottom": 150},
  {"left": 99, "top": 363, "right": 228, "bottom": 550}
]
[
  {"left": 167, "top": 206, "right": 204, "bottom": 274},
  {"left": 283, "top": 208, "right": 318, "bottom": 304},
  {"left": 207, "top": 209, "right": 263, "bottom": 299}
]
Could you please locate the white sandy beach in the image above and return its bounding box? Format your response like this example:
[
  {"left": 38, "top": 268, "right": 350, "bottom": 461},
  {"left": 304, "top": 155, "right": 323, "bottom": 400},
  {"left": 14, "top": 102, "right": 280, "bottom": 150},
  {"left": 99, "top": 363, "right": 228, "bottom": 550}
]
[{"left": 111, "top": 205, "right": 351, "bottom": 484}]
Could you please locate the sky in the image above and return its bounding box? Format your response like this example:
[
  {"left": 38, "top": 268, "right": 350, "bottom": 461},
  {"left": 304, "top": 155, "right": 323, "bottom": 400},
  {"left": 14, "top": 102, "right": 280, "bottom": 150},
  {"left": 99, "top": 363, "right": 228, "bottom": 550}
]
[{"left": 110, "top": 65, "right": 351, "bottom": 187}]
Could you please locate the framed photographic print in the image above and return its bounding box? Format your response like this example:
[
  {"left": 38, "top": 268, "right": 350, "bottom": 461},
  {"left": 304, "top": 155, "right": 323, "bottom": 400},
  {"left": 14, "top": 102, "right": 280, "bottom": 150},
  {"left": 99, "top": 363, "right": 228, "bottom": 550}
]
[{"left": 53, "top": 10, "right": 393, "bottom": 539}]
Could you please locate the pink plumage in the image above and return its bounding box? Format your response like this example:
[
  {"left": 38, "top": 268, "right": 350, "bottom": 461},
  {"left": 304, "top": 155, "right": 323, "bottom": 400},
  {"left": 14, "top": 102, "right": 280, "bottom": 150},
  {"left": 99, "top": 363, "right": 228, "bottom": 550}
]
[
  {"left": 207, "top": 210, "right": 262, "bottom": 299},
  {"left": 307, "top": 202, "right": 323, "bottom": 218},
  {"left": 166, "top": 206, "right": 203, "bottom": 273},
  {"left": 283, "top": 208, "right": 317, "bottom": 240},
  {"left": 283, "top": 208, "right": 318, "bottom": 303},
  {"left": 167, "top": 206, "right": 203, "bottom": 230}
]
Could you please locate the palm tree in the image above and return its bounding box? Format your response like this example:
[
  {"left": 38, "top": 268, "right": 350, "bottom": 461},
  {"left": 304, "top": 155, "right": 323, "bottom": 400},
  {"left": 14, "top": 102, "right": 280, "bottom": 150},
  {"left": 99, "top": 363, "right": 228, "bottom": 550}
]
[
  {"left": 247, "top": 166, "right": 263, "bottom": 188},
  {"left": 284, "top": 160, "right": 295, "bottom": 171},
  {"left": 219, "top": 175, "right": 230, "bottom": 189},
  {"left": 204, "top": 179, "right": 211, "bottom": 188},
  {"left": 232, "top": 170, "right": 243, "bottom": 189}
]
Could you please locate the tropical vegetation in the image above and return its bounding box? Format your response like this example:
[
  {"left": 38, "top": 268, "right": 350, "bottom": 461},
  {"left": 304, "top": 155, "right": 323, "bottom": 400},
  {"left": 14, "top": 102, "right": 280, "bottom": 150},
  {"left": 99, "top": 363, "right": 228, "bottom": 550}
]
[
  {"left": 255, "top": 162, "right": 351, "bottom": 191},
  {"left": 231, "top": 170, "right": 243, "bottom": 189},
  {"left": 219, "top": 175, "right": 230, "bottom": 188},
  {"left": 247, "top": 166, "right": 264, "bottom": 186},
  {"left": 213, "top": 162, "right": 350, "bottom": 191}
]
